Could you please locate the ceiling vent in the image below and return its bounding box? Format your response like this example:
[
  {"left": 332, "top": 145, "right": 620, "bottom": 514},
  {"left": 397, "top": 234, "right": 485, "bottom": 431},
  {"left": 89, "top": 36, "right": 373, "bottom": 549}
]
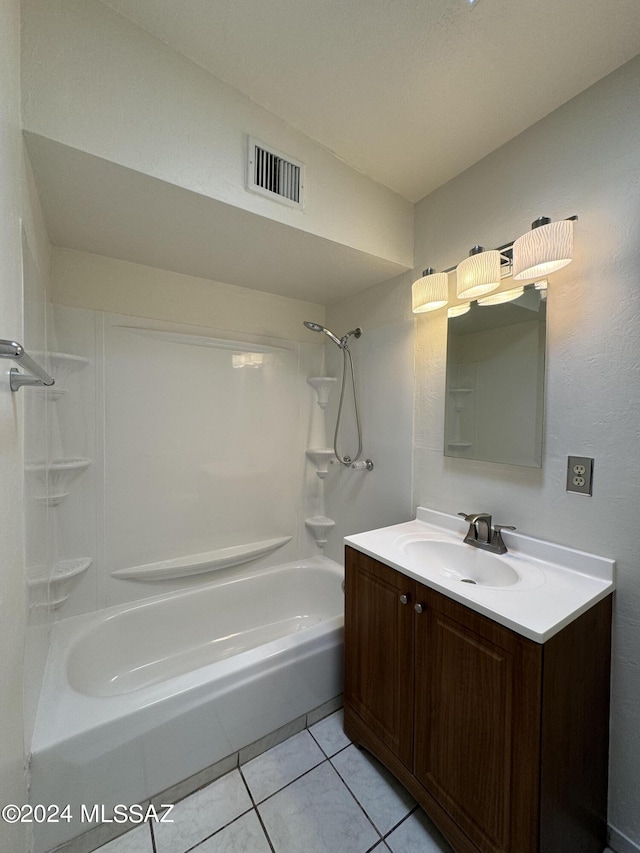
[{"left": 246, "top": 137, "right": 304, "bottom": 209}]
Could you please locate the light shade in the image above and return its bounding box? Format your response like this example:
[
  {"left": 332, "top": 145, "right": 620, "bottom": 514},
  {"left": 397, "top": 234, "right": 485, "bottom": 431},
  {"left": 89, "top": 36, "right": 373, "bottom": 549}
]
[
  {"left": 512, "top": 218, "right": 573, "bottom": 280},
  {"left": 477, "top": 286, "right": 524, "bottom": 306},
  {"left": 412, "top": 268, "right": 448, "bottom": 313},
  {"left": 447, "top": 303, "right": 470, "bottom": 318},
  {"left": 456, "top": 247, "right": 501, "bottom": 299}
]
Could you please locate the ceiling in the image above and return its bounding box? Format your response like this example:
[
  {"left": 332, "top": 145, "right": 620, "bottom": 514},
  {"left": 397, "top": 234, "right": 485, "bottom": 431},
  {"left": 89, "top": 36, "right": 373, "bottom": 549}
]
[{"left": 100, "top": 0, "right": 640, "bottom": 202}]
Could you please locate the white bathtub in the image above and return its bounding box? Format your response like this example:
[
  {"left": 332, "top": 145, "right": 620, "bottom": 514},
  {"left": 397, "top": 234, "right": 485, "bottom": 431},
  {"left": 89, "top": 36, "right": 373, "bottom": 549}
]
[{"left": 30, "top": 556, "right": 344, "bottom": 852}]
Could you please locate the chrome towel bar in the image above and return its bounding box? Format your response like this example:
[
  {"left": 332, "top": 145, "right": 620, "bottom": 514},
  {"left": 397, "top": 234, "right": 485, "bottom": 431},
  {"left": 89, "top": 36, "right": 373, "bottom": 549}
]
[{"left": 0, "top": 339, "right": 55, "bottom": 391}]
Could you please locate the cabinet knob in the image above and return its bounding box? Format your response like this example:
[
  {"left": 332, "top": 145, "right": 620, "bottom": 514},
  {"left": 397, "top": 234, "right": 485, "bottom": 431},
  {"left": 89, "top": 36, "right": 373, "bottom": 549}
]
[
  {"left": 414, "top": 603, "right": 424, "bottom": 614},
  {"left": 399, "top": 594, "right": 409, "bottom": 605}
]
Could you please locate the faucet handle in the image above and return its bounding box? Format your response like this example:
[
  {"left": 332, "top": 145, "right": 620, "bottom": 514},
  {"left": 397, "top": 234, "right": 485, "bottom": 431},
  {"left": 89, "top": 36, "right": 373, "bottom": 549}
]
[
  {"left": 490, "top": 524, "right": 516, "bottom": 554},
  {"left": 458, "top": 512, "right": 492, "bottom": 523}
]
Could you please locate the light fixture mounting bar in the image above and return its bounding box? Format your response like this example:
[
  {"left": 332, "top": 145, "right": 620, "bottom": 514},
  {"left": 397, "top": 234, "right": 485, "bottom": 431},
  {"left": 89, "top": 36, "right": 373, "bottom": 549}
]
[{"left": 440, "top": 215, "right": 578, "bottom": 275}]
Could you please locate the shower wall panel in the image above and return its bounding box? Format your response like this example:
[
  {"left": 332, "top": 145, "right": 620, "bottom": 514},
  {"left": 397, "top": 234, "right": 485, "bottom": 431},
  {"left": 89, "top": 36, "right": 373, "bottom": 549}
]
[{"left": 50, "top": 306, "right": 324, "bottom": 616}]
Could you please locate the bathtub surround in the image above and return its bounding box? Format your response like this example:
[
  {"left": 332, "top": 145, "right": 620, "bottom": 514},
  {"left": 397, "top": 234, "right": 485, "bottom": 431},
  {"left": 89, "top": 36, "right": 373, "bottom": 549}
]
[{"left": 45, "top": 301, "right": 331, "bottom": 616}]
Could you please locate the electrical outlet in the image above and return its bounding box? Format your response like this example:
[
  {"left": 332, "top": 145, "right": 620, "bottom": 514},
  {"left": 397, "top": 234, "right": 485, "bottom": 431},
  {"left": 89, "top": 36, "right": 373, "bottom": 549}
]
[{"left": 566, "top": 456, "right": 594, "bottom": 496}]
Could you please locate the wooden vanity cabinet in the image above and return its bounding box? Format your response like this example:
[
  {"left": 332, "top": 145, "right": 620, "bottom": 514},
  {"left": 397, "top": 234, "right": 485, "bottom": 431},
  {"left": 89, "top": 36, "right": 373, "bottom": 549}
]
[{"left": 344, "top": 546, "right": 612, "bottom": 853}]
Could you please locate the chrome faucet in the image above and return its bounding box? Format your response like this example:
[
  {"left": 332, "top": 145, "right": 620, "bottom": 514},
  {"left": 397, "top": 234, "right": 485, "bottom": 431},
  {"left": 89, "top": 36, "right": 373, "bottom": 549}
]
[{"left": 458, "top": 512, "right": 516, "bottom": 555}]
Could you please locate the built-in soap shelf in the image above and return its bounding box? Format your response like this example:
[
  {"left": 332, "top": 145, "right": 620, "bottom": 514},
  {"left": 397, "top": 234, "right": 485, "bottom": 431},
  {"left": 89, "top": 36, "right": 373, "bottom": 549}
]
[
  {"left": 26, "top": 457, "right": 92, "bottom": 506},
  {"left": 307, "top": 376, "right": 336, "bottom": 409},
  {"left": 305, "top": 516, "right": 335, "bottom": 548},
  {"left": 28, "top": 558, "right": 92, "bottom": 609},
  {"left": 31, "top": 352, "right": 89, "bottom": 400},
  {"left": 110, "top": 535, "right": 292, "bottom": 581},
  {"left": 306, "top": 448, "right": 335, "bottom": 479}
]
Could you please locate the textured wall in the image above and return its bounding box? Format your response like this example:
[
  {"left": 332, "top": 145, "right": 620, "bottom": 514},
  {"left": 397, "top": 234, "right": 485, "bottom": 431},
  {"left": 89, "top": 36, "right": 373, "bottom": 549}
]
[
  {"left": 324, "top": 272, "right": 415, "bottom": 560},
  {"left": 412, "top": 57, "right": 640, "bottom": 848}
]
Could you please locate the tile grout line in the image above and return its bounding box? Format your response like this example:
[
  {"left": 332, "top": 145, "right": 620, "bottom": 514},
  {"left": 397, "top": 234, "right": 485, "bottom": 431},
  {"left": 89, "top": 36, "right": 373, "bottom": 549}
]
[
  {"left": 380, "top": 804, "right": 420, "bottom": 843},
  {"left": 237, "top": 764, "right": 277, "bottom": 853},
  {"left": 328, "top": 753, "right": 385, "bottom": 847}
]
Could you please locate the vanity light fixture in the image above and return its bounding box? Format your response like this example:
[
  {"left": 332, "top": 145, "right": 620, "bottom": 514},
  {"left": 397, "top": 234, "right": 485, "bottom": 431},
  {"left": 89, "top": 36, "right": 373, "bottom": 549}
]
[
  {"left": 477, "top": 285, "right": 524, "bottom": 306},
  {"left": 456, "top": 246, "right": 502, "bottom": 300},
  {"left": 512, "top": 217, "right": 574, "bottom": 280},
  {"left": 412, "top": 268, "right": 449, "bottom": 313},
  {"left": 413, "top": 217, "right": 575, "bottom": 313},
  {"left": 447, "top": 303, "right": 471, "bottom": 318}
]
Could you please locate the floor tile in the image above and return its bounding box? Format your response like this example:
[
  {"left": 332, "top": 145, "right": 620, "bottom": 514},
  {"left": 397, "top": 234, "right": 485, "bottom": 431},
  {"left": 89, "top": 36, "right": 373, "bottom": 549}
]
[
  {"left": 191, "top": 811, "right": 272, "bottom": 853},
  {"left": 386, "top": 809, "right": 453, "bottom": 853},
  {"left": 153, "top": 769, "right": 252, "bottom": 853},
  {"left": 332, "top": 745, "right": 415, "bottom": 834},
  {"left": 98, "top": 826, "right": 153, "bottom": 853},
  {"left": 242, "top": 730, "right": 325, "bottom": 803},
  {"left": 258, "top": 761, "right": 379, "bottom": 853},
  {"left": 309, "top": 709, "right": 351, "bottom": 757}
]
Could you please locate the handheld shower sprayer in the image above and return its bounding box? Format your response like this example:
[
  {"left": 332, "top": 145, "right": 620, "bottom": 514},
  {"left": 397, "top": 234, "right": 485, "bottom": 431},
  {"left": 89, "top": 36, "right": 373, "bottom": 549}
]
[{"left": 303, "top": 320, "right": 367, "bottom": 467}]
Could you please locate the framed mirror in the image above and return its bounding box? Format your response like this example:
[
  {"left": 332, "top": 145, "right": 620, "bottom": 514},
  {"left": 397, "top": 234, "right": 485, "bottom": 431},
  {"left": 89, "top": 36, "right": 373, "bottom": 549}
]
[{"left": 444, "top": 284, "right": 546, "bottom": 467}]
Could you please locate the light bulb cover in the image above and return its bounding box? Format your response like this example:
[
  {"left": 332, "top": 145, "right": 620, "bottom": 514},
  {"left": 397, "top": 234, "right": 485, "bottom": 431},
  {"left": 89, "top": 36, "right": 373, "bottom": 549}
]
[
  {"left": 447, "top": 303, "right": 471, "bottom": 318},
  {"left": 477, "top": 286, "right": 524, "bottom": 306},
  {"left": 412, "top": 267, "right": 448, "bottom": 313},
  {"left": 512, "top": 218, "right": 573, "bottom": 280},
  {"left": 456, "top": 247, "right": 501, "bottom": 299}
]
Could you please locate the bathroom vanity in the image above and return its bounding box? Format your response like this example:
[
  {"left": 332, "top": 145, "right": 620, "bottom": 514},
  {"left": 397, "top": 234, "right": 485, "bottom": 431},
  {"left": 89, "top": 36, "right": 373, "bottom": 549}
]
[{"left": 344, "top": 509, "right": 614, "bottom": 853}]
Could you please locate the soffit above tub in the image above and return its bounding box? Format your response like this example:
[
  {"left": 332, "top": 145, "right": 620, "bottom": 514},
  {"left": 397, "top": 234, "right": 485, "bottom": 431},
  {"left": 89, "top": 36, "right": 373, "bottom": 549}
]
[
  {"left": 99, "top": 0, "right": 640, "bottom": 202},
  {"left": 25, "top": 133, "right": 409, "bottom": 305}
]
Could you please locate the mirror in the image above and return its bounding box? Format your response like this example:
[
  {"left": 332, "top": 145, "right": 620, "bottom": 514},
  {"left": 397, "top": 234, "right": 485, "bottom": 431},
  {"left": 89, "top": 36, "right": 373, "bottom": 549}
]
[{"left": 444, "top": 284, "right": 546, "bottom": 467}]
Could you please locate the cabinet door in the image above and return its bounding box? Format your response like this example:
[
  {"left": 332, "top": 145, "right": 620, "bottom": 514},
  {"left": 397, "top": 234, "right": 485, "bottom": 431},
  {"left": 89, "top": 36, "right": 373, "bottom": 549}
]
[
  {"left": 344, "top": 547, "right": 415, "bottom": 768},
  {"left": 413, "top": 585, "right": 541, "bottom": 853}
]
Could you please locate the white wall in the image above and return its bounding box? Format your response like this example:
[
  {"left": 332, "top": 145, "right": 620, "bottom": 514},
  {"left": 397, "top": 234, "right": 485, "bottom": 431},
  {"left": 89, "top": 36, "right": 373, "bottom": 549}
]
[
  {"left": 411, "top": 57, "right": 640, "bottom": 849},
  {"left": 21, "top": 0, "right": 412, "bottom": 267},
  {"left": 0, "top": 1, "right": 45, "bottom": 850},
  {"left": 51, "top": 248, "right": 326, "bottom": 343}
]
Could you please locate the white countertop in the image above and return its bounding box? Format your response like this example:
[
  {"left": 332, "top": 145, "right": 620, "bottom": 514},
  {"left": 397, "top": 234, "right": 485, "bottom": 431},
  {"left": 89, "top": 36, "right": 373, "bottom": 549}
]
[{"left": 345, "top": 507, "right": 615, "bottom": 643}]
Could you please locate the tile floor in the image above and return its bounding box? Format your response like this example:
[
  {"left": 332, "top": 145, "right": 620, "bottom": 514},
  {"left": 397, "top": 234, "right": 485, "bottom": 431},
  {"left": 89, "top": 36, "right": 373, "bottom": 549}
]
[{"left": 93, "top": 710, "right": 454, "bottom": 853}]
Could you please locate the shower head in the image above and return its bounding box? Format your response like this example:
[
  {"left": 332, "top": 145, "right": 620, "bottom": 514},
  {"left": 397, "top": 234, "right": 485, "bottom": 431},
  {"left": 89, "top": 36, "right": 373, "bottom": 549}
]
[{"left": 303, "top": 321, "right": 343, "bottom": 348}]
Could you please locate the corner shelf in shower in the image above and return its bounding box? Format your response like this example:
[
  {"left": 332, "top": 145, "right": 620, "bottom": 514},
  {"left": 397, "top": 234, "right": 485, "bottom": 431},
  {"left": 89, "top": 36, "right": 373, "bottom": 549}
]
[
  {"left": 305, "top": 516, "right": 336, "bottom": 548},
  {"left": 307, "top": 376, "right": 337, "bottom": 409},
  {"left": 25, "top": 457, "right": 92, "bottom": 506},
  {"left": 110, "top": 535, "right": 293, "bottom": 581},
  {"left": 28, "top": 558, "right": 92, "bottom": 610},
  {"left": 30, "top": 352, "right": 89, "bottom": 400},
  {"left": 305, "top": 448, "right": 335, "bottom": 479}
]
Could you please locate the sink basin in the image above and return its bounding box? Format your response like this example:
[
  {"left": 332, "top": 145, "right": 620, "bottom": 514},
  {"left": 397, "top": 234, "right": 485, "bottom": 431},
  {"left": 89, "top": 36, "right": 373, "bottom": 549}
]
[{"left": 398, "top": 538, "right": 520, "bottom": 587}]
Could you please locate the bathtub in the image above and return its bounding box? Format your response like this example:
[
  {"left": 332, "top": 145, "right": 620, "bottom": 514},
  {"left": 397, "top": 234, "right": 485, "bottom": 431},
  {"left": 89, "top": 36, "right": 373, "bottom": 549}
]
[{"left": 30, "top": 556, "right": 344, "bottom": 852}]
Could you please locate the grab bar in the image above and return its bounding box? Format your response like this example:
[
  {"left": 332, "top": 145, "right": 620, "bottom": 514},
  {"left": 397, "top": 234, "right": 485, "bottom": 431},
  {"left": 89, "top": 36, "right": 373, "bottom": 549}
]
[{"left": 0, "top": 339, "right": 55, "bottom": 391}]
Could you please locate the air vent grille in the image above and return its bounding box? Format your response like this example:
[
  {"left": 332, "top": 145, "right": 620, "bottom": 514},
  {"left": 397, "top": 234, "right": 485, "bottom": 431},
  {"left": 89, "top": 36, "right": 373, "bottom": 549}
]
[{"left": 247, "top": 137, "right": 304, "bottom": 209}]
